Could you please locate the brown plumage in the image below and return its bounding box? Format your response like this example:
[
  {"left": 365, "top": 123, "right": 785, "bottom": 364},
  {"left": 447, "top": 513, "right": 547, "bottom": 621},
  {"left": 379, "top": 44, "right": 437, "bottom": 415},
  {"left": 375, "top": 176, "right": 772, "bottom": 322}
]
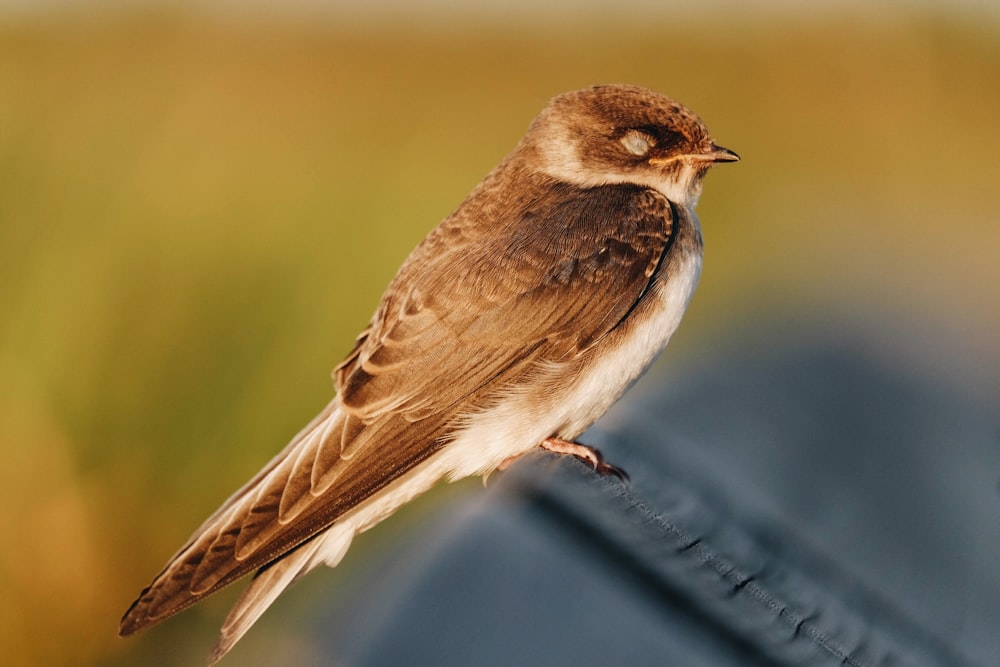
[{"left": 119, "top": 84, "right": 737, "bottom": 662}]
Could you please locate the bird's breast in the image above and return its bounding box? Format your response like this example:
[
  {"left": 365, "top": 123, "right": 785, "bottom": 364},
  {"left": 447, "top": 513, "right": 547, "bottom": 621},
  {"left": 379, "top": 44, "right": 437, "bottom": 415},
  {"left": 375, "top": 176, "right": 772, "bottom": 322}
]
[
  {"left": 554, "top": 218, "right": 703, "bottom": 438},
  {"left": 438, "top": 207, "right": 703, "bottom": 479}
]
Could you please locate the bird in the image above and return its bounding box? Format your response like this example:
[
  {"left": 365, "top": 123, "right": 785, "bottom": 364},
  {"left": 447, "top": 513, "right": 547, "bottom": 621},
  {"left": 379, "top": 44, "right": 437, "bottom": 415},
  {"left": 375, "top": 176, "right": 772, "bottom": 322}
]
[{"left": 118, "top": 84, "right": 738, "bottom": 663}]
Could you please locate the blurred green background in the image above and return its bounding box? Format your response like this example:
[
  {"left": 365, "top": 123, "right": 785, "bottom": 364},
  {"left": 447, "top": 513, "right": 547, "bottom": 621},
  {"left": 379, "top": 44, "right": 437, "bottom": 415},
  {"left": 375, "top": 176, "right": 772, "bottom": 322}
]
[{"left": 1, "top": 2, "right": 998, "bottom": 666}]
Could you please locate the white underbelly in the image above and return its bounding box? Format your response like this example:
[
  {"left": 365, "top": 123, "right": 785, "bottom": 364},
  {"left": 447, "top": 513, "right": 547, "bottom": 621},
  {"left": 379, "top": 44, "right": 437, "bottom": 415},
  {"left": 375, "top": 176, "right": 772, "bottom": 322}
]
[
  {"left": 311, "top": 234, "right": 701, "bottom": 567},
  {"left": 440, "top": 240, "right": 702, "bottom": 479}
]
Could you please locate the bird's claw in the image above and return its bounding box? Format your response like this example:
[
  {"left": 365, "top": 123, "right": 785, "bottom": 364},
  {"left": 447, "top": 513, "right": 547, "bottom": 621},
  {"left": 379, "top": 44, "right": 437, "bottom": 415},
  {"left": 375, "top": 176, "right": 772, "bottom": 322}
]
[{"left": 541, "top": 437, "right": 629, "bottom": 483}]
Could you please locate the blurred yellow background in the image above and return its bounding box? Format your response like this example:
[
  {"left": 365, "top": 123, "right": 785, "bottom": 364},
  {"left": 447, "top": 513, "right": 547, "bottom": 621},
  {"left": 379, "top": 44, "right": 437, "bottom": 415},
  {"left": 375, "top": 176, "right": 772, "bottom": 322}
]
[{"left": 1, "top": 3, "right": 997, "bottom": 666}]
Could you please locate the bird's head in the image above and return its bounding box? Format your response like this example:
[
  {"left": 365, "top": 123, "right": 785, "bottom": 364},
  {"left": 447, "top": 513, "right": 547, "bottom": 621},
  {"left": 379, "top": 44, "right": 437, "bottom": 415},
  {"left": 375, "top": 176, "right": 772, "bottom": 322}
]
[{"left": 526, "top": 84, "right": 738, "bottom": 206}]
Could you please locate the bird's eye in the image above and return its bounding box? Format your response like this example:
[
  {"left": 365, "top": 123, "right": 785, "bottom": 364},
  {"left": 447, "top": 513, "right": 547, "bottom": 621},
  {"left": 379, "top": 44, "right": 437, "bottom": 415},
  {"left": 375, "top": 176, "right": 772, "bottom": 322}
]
[{"left": 620, "top": 130, "right": 655, "bottom": 157}]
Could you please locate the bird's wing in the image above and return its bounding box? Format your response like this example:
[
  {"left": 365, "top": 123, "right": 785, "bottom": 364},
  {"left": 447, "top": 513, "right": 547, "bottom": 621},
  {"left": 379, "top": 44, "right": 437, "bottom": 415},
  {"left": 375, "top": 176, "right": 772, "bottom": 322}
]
[
  {"left": 335, "top": 181, "right": 675, "bottom": 424},
  {"left": 119, "top": 182, "right": 674, "bottom": 637}
]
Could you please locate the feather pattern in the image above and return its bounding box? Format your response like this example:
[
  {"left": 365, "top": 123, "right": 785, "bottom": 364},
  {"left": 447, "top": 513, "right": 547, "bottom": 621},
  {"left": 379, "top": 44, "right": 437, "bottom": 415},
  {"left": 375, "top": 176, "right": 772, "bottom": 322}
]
[
  {"left": 120, "top": 177, "right": 677, "bottom": 636},
  {"left": 119, "top": 84, "right": 737, "bottom": 662}
]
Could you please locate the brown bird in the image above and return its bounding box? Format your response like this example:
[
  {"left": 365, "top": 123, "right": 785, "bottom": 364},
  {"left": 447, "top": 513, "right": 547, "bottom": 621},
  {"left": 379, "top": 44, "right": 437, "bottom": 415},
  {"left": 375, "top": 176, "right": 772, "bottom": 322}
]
[{"left": 119, "top": 84, "right": 738, "bottom": 662}]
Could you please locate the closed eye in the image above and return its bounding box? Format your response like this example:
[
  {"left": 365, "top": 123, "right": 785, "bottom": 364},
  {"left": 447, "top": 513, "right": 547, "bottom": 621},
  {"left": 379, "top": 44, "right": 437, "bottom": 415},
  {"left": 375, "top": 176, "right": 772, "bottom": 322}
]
[{"left": 620, "top": 130, "right": 655, "bottom": 157}]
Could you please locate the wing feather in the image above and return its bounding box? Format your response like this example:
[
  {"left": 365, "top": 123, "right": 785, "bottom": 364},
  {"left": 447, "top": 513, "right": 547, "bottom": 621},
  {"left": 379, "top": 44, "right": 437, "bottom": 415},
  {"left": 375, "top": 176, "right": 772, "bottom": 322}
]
[{"left": 119, "top": 179, "right": 674, "bottom": 638}]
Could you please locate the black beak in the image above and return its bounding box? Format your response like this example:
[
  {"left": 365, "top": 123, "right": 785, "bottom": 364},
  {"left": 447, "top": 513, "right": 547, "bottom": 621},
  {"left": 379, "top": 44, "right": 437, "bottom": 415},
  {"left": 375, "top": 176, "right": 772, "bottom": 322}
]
[{"left": 705, "top": 144, "right": 740, "bottom": 163}]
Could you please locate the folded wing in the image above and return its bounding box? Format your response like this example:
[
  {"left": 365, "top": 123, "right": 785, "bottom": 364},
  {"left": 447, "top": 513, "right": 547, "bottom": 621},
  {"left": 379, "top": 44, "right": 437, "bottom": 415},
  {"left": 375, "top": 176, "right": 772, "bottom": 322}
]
[{"left": 119, "top": 181, "right": 674, "bottom": 643}]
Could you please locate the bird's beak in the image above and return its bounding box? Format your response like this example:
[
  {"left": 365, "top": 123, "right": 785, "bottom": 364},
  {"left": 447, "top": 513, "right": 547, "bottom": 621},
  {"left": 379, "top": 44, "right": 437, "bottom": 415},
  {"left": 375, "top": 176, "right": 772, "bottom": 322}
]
[
  {"left": 648, "top": 144, "right": 740, "bottom": 167},
  {"left": 701, "top": 144, "right": 740, "bottom": 163}
]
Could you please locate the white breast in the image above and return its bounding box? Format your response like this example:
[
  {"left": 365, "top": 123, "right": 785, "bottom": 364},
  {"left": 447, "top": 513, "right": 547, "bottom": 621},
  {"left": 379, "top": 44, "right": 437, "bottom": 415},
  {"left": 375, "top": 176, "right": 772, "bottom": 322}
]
[
  {"left": 439, "top": 218, "right": 703, "bottom": 480},
  {"left": 311, "top": 214, "right": 702, "bottom": 565}
]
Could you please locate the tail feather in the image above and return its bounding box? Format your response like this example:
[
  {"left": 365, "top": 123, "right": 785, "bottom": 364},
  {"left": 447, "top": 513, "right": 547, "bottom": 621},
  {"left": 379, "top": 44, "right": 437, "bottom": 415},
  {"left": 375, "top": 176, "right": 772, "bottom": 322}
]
[
  {"left": 208, "top": 538, "right": 324, "bottom": 665},
  {"left": 120, "top": 394, "right": 451, "bottom": 659},
  {"left": 208, "top": 520, "right": 358, "bottom": 664}
]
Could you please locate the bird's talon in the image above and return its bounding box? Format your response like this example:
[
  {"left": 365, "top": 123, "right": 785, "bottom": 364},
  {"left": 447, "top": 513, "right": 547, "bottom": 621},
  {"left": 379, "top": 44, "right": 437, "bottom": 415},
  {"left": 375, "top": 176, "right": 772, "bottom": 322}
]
[
  {"left": 595, "top": 461, "right": 630, "bottom": 483},
  {"left": 540, "top": 436, "right": 629, "bottom": 483}
]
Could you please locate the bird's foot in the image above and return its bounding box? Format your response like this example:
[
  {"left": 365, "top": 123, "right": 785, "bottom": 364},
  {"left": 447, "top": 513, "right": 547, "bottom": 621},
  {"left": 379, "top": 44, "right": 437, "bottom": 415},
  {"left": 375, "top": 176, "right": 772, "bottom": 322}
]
[
  {"left": 483, "top": 452, "right": 524, "bottom": 485},
  {"left": 483, "top": 437, "right": 629, "bottom": 485},
  {"left": 540, "top": 437, "right": 629, "bottom": 482}
]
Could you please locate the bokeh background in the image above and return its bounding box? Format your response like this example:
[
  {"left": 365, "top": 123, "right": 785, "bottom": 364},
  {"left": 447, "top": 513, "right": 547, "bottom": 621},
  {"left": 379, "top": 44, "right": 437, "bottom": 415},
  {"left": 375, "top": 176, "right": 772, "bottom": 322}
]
[{"left": 1, "top": 2, "right": 998, "bottom": 666}]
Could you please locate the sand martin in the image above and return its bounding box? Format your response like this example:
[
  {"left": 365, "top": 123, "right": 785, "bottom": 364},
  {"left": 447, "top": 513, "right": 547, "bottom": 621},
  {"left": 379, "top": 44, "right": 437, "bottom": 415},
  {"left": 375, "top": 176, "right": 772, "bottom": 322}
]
[{"left": 119, "top": 84, "right": 738, "bottom": 662}]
